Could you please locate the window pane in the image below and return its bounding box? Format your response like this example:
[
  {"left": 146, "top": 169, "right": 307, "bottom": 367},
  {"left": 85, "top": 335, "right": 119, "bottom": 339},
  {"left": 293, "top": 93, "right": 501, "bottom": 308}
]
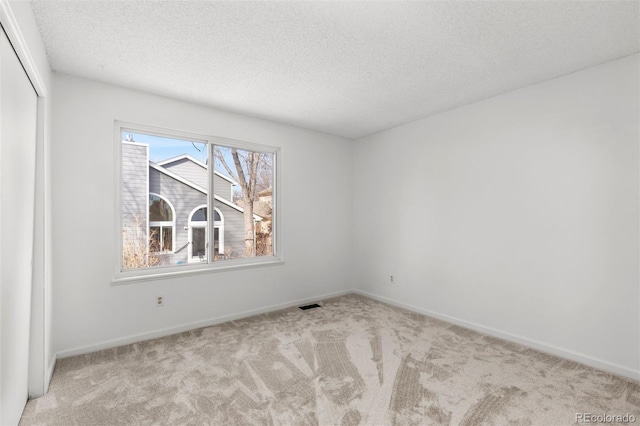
[
  {"left": 149, "top": 195, "right": 172, "bottom": 221},
  {"left": 192, "top": 207, "right": 207, "bottom": 222},
  {"left": 149, "top": 226, "right": 160, "bottom": 252},
  {"left": 162, "top": 227, "right": 172, "bottom": 251},
  {"left": 121, "top": 131, "right": 208, "bottom": 270},
  {"left": 192, "top": 227, "right": 206, "bottom": 261},
  {"left": 213, "top": 145, "right": 274, "bottom": 260}
]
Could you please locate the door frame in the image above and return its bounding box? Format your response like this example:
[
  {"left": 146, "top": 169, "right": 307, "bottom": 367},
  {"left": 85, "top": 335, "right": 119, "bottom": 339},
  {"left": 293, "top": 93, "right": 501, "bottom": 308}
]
[{"left": 0, "top": 0, "right": 52, "bottom": 401}]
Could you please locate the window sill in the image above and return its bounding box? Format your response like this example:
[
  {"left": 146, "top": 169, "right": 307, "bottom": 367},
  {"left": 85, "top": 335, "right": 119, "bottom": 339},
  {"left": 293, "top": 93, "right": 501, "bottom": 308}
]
[{"left": 111, "top": 257, "right": 284, "bottom": 285}]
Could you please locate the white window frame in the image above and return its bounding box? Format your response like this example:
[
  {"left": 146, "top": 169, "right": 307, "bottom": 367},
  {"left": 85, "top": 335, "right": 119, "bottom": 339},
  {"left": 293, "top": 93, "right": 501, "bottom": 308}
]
[
  {"left": 113, "top": 121, "right": 282, "bottom": 284},
  {"left": 213, "top": 207, "right": 224, "bottom": 256},
  {"left": 149, "top": 192, "right": 176, "bottom": 254}
]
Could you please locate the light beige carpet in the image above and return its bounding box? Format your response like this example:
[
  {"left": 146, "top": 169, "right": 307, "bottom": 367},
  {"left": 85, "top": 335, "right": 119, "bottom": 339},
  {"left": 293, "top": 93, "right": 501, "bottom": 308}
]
[{"left": 20, "top": 294, "right": 639, "bottom": 425}]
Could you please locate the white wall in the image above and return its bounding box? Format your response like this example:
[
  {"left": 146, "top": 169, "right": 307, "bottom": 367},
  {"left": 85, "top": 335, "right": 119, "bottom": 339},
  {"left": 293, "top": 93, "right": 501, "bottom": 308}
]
[
  {"left": 52, "top": 74, "right": 353, "bottom": 356},
  {"left": 1, "top": 0, "right": 54, "bottom": 398},
  {"left": 353, "top": 54, "right": 639, "bottom": 379}
]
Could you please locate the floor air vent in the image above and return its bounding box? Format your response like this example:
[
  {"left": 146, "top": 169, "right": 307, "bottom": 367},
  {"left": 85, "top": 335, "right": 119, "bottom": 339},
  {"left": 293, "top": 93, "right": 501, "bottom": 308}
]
[{"left": 299, "top": 303, "right": 321, "bottom": 310}]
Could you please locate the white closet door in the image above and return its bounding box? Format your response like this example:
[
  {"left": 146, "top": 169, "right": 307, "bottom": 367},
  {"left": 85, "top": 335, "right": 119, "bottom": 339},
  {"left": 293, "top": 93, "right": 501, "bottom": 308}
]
[{"left": 0, "top": 28, "right": 38, "bottom": 426}]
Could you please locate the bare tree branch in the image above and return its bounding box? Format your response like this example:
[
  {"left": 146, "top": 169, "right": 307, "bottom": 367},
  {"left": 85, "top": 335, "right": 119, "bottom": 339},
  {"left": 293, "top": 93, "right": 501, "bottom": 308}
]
[
  {"left": 248, "top": 152, "right": 260, "bottom": 201},
  {"left": 213, "top": 146, "right": 272, "bottom": 258},
  {"left": 231, "top": 149, "right": 248, "bottom": 195},
  {"left": 214, "top": 146, "right": 240, "bottom": 182}
]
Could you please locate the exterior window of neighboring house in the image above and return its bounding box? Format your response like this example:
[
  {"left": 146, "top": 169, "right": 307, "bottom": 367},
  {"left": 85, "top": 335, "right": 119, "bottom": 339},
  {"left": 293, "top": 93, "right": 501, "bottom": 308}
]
[
  {"left": 149, "top": 194, "right": 174, "bottom": 253},
  {"left": 117, "top": 123, "right": 280, "bottom": 281},
  {"left": 188, "top": 206, "right": 224, "bottom": 262}
]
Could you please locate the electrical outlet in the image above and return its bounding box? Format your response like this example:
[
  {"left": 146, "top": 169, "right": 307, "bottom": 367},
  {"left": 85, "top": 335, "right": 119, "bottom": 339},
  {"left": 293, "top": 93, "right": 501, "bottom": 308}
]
[
  {"left": 155, "top": 295, "right": 164, "bottom": 307},
  {"left": 390, "top": 275, "right": 395, "bottom": 284}
]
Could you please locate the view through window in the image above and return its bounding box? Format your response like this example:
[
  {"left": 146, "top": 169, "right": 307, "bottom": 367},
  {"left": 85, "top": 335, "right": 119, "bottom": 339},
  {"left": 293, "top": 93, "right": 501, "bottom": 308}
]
[{"left": 120, "top": 129, "right": 275, "bottom": 273}]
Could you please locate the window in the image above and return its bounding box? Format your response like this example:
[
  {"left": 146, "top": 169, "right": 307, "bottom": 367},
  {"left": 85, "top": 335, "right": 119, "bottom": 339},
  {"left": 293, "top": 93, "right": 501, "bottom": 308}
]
[
  {"left": 117, "top": 123, "right": 280, "bottom": 280},
  {"left": 149, "top": 194, "right": 174, "bottom": 253},
  {"left": 188, "top": 206, "right": 207, "bottom": 262},
  {"left": 187, "top": 206, "right": 224, "bottom": 262}
]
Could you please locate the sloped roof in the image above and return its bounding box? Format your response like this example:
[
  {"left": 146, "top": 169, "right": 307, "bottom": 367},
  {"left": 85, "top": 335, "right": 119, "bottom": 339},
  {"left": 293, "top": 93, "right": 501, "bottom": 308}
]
[
  {"left": 157, "top": 154, "right": 237, "bottom": 185},
  {"left": 149, "top": 161, "right": 262, "bottom": 220}
]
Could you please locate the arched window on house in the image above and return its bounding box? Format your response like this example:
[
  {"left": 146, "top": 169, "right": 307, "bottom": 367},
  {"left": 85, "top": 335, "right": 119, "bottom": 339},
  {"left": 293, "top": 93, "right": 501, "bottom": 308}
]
[
  {"left": 149, "top": 193, "right": 175, "bottom": 252},
  {"left": 188, "top": 206, "right": 224, "bottom": 262}
]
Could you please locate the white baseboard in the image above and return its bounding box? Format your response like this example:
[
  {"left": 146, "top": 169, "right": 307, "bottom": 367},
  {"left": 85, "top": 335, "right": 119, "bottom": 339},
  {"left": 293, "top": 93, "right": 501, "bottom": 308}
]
[
  {"left": 353, "top": 289, "right": 640, "bottom": 382},
  {"left": 55, "top": 288, "right": 639, "bottom": 383},
  {"left": 56, "top": 289, "right": 352, "bottom": 359}
]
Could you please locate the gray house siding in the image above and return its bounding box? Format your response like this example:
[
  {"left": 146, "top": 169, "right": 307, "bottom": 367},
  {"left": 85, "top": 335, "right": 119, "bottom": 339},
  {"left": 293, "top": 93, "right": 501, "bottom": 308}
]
[
  {"left": 213, "top": 173, "right": 234, "bottom": 201},
  {"left": 162, "top": 158, "right": 207, "bottom": 188},
  {"left": 122, "top": 142, "right": 148, "bottom": 237},
  {"left": 150, "top": 168, "right": 205, "bottom": 264},
  {"left": 213, "top": 201, "right": 246, "bottom": 258},
  {"left": 161, "top": 157, "right": 235, "bottom": 200},
  {"left": 149, "top": 167, "right": 247, "bottom": 262}
]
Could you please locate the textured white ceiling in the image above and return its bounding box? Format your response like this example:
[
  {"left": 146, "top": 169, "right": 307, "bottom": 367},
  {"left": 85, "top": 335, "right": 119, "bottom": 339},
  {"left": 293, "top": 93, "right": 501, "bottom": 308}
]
[{"left": 31, "top": 1, "right": 639, "bottom": 139}]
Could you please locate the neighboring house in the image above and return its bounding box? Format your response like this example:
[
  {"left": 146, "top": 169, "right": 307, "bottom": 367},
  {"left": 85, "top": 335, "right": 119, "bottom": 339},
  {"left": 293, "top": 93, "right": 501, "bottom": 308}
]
[{"left": 122, "top": 142, "right": 261, "bottom": 266}]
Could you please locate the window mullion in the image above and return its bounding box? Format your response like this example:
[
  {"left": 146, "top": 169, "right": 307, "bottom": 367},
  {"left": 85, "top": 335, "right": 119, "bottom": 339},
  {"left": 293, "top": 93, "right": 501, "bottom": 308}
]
[{"left": 208, "top": 143, "right": 215, "bottom": 263}]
